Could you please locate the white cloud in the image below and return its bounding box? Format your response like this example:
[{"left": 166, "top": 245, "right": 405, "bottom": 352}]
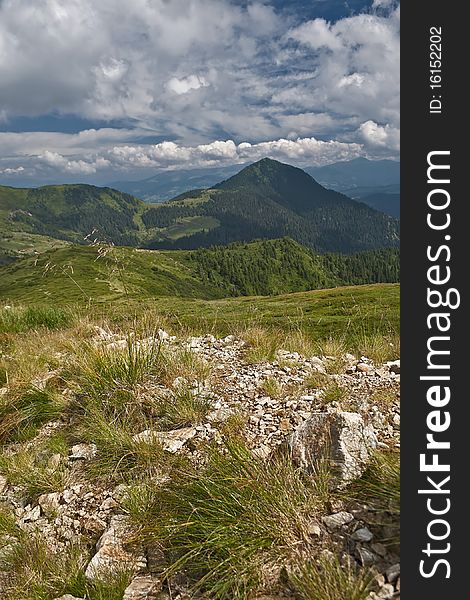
[
  {"left": 357, "top": 120, "right": 400, "bottom": 152},
  {"left": 0, "top": 1, "right": 400, "bottom": 182},
  {"left": 39, "top": 150, "right": 110, "bottom": 174},
  {"left": 165, "top": 75, "right": 209, "bottom": 95},
  {"left": 0, "top": 166, "right": 24, "bottom": 175},
  {"left": 0, "top": 130, "right": 364, "bottom": 180}
]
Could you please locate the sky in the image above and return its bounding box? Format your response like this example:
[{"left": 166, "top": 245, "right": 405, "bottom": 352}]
[{"left": 0, "top": 0, "right": 400, "bottom": 186}]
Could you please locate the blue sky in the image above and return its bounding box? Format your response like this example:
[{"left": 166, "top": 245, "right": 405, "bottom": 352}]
[{"left": 0, "top": 0, "right": 399, "bottom": 185}]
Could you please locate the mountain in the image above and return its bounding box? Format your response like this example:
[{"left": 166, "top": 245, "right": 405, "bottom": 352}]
[
  {"left": 142, "top": 158, "right": 399, "bottom": 253},
  {"left": 355, "top": 192, "right": 400, "bottom": 219},
  {"left": 0, "top": 158, "right": 399, "bottom": 262},
  {"left": 109, "top": 157, "right": 400, "bottom": 205},
  {"left": 0, "top": 237, "right": 399, "bottom": 303},
  {"left": 0, "top": 184, "right": 147, "bottom": 256},
  {"left": 306, "top": 158, "right": 400, "bottom": 192}
]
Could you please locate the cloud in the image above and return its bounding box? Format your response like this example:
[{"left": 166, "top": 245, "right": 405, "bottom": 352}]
[
  {"left": 39, "top": 150, "right": 110, "bottom": 174},
  {"left": 0, "top": 1, "right": 399, "bottom": 151},
  {"left": 286, "top": 6, "right": 400, "bottom": 132},
  {"left": 0, "top": 129, "right": 365, "bottom": 181},
  {"left": 165, "top": 75, "right": 210, "bottom": 95},
  {"left": 0, "top": 1, "right": 399, "bottom": 185},
  {"left": 0, "top": 166, "right": 24, "bottom": 175},
  {"left": 357, "top": 120, "right": 400, "bottom": 152}
]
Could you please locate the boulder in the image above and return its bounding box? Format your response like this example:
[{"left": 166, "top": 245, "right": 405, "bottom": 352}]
[
  {"left": 85, "top": 515, "right": 146, "bottom": 580},
  {"left": 288, "top": 411, "right": 377, "bottom": 485}
]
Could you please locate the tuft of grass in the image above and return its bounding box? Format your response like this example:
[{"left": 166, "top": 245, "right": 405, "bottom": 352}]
[
  {"left": 72, "top": 336, "right": 162, "bottom": 399},
  {"left": 135, "top": 439, "right": 327, "bottom": 599},
  {"left": 303, "top": 370, "right": 329, "bottom": 390},
  {"left": 242, "top": 327, "right": 284, "bottom": 363},
  {"left": 0, "top": 443, "right": 69, "bottom": 501},
  {"left": 291, "top": 553, "right": 375, "bottom": 600},
  {"left": 159, "top": 347, "right": 211, "bottom": 388},
  {"left": 355, "top": 332, "right": 400, "bottom": 364},
  {"left": 321, "top": 382, "right": 346, "bottom": 404},
  {"left": 349, "top": 451, "right": 400, "bottom": 513},
  {"left": 79, "top": 412, "right": 166, "bottom": 483},
  {"left": 261, "top": 376, "right": 282, "bottom": 399},
  {"left": 0, "top": 305, "right": 74, "bottom": 334},
  {"left": 156, "top": 382, "right": 212, "bottom": 430},
  {"left": 0, "top": 530, "right": 133, "bottom": 600},
  {"left": 0, "top": 385, "right": 65, "bottom": 443},
  {"left": 346, "top": 451, "right": 400, "bottom": 546}
]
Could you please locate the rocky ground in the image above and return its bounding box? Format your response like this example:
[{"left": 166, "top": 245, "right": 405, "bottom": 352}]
[{"left": 0, "top": 330, "right": 400, "bottom": 600}]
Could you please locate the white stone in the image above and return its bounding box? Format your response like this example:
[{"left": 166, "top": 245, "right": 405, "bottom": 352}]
[
  {"left": 133, "top": 427, "right": 196, "bottom": 453},
  {"left": 70, "top": 443, "right": 97, "bottom": 461},
  {"left": 322, "top": 511, "right": 354, "bottom": 530},
  {"left": 289, "top": 411, "right": 377, "bottom": 485},
  {"left": 85, "top": 515, "right": 146, "bottom": 580},
  {"left": 351, "top": 527, "right": 374, "bottom": 542}
]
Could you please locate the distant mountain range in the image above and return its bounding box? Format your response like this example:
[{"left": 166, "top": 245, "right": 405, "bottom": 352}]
[
  {"left": 0, "top": 158, "right": 399, "bottom": 264},
  {"left": 109, "top": 157, "right": 400, "bottom": 218}
]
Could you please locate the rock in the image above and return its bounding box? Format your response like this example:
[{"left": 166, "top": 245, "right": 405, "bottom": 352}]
[
  {"left": 376, "top": 583, "right": 395, "bottom": 599},
  {"left": 288, "top": 411, "right": 377, "bottom": 485},
  {"left": 54, "top": 595, "right": 85, "bottom": 600},
  {"left": 322, "top": 511, "right": 354, "bottom": 530},
  {"left": 123, "top": 575, "right": 162, "bottom": 600},
  {"left": 38, "top": 492, "right": 61, "bottom": 512},
  {"left": 85, "top": 515, "right": 146, "bottom": 580},
  {"left": 94, "top": 326, "right": 113, "bottom": 340},
  {"left": 157, "top": 329, "right": 170, "bottom": 341},
  {"left": 100, "top": 497, "right": 119, "bottom": 511},
  {"left": 0, "top": 475, "right": 7, "bottom": 494},
  {"left": 351, "top": 527, "right": 374, "bottom": 542},
  {"left": 356, "top": 363, "right": 370, "bottom": 373},
  {"left": 23, "top": 505, "right": 41, "bottom": 522},
  {"left": 69, "top": 443, "right": 97, "bottom": 461},
  {"left": 32, "top": 369, "right": 60, "bottom": 390},
  {"left": 133, "top": 427, "right": 197, "bottom": 453},
  {"left": 356, "top": 546, "right": 377, "bottom": 566},
  {"left": 309, "top": 357, "right": 326, "bottom": 373},
  {"left": 371, "top": 542, "right": 388, "bottom": 557},
  {"left": 206, "top": 407, "right": 235, "bottom": 423},
  {"left": 386, "top": 360, "right": 400, "bottom": 374},
  {"left": 307, "top": 521, "right": 321, "bottom": 537},
  {"left": 386, "top": 563, "right": 400, "bottom": 584}
]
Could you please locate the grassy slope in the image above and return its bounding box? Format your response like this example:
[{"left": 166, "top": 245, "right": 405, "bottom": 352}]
[
  {"left": 149, "top": 283, "right": 400, "bottom": 345},
  {"left": 0, "top": 245, "right": 221, "bottom": 303}
]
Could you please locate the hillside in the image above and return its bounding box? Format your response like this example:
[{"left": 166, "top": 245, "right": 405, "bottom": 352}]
[
  {"left": 142, "top": 158, "right": 399, "bottom": 252},
  {"left": 0, "top": 184, "right": 147, "bottom": 263},
  {"left": 0, "top": 238, "right": 399, "bottom": 304},
  {"left": 1, "top": 159, "right": 399, "bottom": 260}
]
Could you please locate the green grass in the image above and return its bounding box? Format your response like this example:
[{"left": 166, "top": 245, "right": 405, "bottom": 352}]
[
  {"left": 291, "top": 553, "right": 375, "bottom": 600},
  {"left": 0, "top": 305, "right": 74, "bottom": 334},
  {"left": 0, "top": 527, "right": 133, "bottom": 600},
  {"left": 0, "top": 385, "right": 65, "bottom": 443},
  {"left": 321, "top": 382, "right": 347, "bottom": 404},
  {"left": 346, "top": 451, "right": 400, "bottom": 547},
  {"left": 0, "top": 443, "right": 69, "bottom": 501},
  {"left": 156, "top": 382, "right": 212, "bottom": 429},
  {"left": 128, "top": 438, "right": 327, "bottom": 599}
]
